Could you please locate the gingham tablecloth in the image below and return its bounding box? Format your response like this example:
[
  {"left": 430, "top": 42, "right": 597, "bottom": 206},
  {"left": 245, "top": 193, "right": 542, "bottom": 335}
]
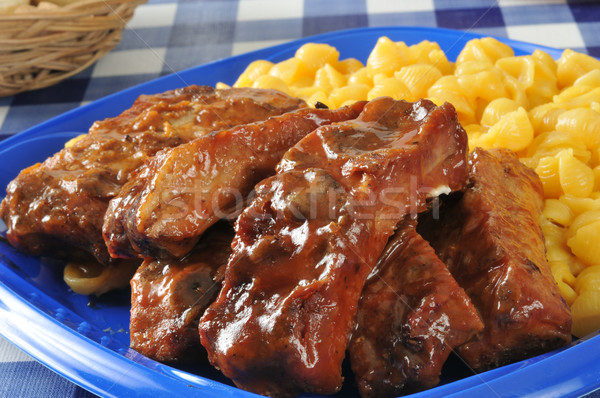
[{"left": 1, "top": 0, "right": 600, "bottom": 397}]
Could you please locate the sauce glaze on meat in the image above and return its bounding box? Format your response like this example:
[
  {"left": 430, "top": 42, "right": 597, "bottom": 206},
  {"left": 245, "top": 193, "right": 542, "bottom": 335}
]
[
  {"left": 419, "top": 147, "right": 572, "bottom": 371},
  {"left": 349, "top": 218, "right": 484, "bottom": 398},
  {"left": 130, "top": 222, "right": 234, "bottom": 363},
  {"left": 199, "top": 98, "right": 469, "bottom": 397},
  {"left": 0, "top": 86, "right": 306, "bottom": 264},
  {"left": 103, "top": 102, "right": 366, "bottom": 260}
]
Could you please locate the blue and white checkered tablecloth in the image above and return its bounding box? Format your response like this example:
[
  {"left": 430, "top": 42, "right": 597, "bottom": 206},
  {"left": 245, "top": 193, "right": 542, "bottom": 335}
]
[
  {"left": 1, "top": 0, "right": 600, "bottom": 397},
  {"left": 1, "top": 0, "right": 600, "bottom": 138}
]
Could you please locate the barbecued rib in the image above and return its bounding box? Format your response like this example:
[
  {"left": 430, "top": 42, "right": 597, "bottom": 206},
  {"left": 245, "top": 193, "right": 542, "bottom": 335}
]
[
  {"left": 198, "top": 97, "right": 469, "bottom": 397},
  {"left": 103, "top": 102, "right": 366, "bottom": 260},
  {"left": 130, "top": 222, "right": 234, "bottom": 363},
  {"left": 0, "top": 86, "right": 305, "bottom": 264},
  {"left": 349, "top": 218, "right": 483, "bottom": 398},
  {"left": 419, "top": 147, "right": 572, "bottom": 371}
]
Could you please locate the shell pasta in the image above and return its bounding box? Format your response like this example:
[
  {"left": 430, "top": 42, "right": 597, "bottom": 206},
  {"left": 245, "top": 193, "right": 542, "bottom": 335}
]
[{"left": 222, "top": 36, "right": 600, "bottom": 338}]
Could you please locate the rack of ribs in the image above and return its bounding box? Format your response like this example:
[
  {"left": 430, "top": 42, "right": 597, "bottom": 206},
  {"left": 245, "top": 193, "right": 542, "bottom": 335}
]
[
  {"left": 198, "top": 97, "right": 469, "bottom": 397},
  {"left": 419, "top": 147, "right": 572, "bottom": 371},
  {"left": 349, "top": 218, "right": 483, "bottom": 398},
  {"left": 129, "top": 222, "right": 234, "bottom": 363},
  {"left": 0, "top": 86, "right": 306, "bottom": 264},
  {"left": 103, "top": 102, "right": 366, "bottom": 260}
]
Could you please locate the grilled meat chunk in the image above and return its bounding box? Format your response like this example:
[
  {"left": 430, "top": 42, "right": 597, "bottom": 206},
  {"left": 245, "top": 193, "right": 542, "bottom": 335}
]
[
  {"left": 0, "top": 86, "right": 306, "bottom": 264},
  {"left": 103, "top": 102, "right": 366, "bottom": 260},
  {"left": 129, "top": 222, "right": 234, "bottom": 363},
  {"left": 198, "top": 98, "right": 469, "bottom": 397},
  {"left": 349, "top": 218, "right": 483, "bottom": 398},
  {"left": 419, "top": 147, "right": 572, "bottom": 371}
]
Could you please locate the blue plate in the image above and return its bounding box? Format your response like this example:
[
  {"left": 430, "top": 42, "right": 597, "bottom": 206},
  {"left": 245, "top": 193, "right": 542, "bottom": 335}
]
[{"left": 0, "top": 26, "right": 598, "bottom": 398}]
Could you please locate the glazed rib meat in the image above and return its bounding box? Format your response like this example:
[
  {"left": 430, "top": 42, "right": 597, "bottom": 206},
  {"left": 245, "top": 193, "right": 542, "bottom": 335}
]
[
  {"left": 103, "top": 102, "right": 366, "bottom": 260},
  {"left": 0, "top": 86, "right": 306, "bottom": 264},
  {"left": 129, "top": 222, "right": 234, "bottom": 363},
  {"left": 198, "top": 98, "right": 469, "bottom": 397},
  {"left": 419, "top": 147, "right": 572, "bottom": 371},
  {"left": 349, "top": 218, "right": 483, "bottom": 398}
]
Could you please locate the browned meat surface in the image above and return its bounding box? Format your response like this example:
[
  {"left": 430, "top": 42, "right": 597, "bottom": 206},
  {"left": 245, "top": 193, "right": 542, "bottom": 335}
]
[
  {"left": 0, "top": 86, "right": 306, "bottom": 264},
  {"left": 103, "top": 102, "right": 366, "bottom": 260},
  {"left": 198, "top": 98, "right": 469, "bottom": 397},
  {"left": 419, "top": 147, "right": 572, "bottom": 372},
  {"left": 349, "top": 218, "right": 483, "bottom": 398},
  {"left": 129, "top": 222, "right": 234, "bottom": 363}
]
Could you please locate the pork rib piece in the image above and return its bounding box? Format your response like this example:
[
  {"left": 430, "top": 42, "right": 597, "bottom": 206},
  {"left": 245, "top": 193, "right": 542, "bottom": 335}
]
[
  {"left": 198, "top": 98, "right": 469, "bottom": 397},
  {"left": 103, "top": 102, "right": 366, "bottom": 260},
  {"left": 130, "top": 222, "right": 234, "bottom": 363},
  {"left": 0, "top": 86, "right": 305, "bottom": 264},
  {"left": 419, "top": 147, "right": 572, "bottom": 371},
  {"left": 349, "top": 218, "right": 483, "bottom": 398}
]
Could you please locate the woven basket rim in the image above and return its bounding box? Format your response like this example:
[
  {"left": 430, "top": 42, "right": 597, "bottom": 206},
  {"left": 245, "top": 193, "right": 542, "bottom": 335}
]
[
  {"left": 0, "top": 0, "right": 148, "bottom": 97},
  {"left": 0, "top": 0, "right": 146, "bottom": 21}
]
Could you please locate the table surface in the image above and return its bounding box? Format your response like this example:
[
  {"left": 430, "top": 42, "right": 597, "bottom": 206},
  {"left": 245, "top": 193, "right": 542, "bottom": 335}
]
[{"left": 1, "top": 0, "right": 600, "bottom": 397}]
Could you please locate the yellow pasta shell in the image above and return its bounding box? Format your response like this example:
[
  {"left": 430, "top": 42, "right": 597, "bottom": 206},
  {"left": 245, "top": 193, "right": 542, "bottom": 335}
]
[
  {"left": 571, "top": 290, "right": 600, "bottom": 338},
  {"left": 567, "top": 220, "right": 600, "bottom": 266}
]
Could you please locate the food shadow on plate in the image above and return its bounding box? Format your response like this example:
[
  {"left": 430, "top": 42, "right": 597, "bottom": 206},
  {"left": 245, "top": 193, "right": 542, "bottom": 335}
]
[{"left": 0, "top": 236, "right": 131, "bottom": 348}]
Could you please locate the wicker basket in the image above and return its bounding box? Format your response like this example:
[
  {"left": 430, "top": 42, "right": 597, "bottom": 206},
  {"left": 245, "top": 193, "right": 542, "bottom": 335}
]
[{"left": 0, "top": 0, "right": 147, "bottom": 96}]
